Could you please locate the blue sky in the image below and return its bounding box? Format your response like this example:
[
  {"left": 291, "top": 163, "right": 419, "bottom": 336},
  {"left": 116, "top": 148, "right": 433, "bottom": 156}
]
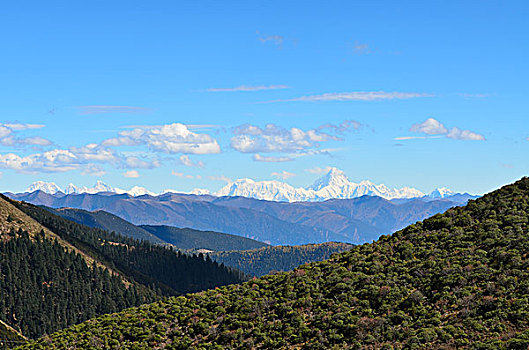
[{"left": 0, "top": 1, "right": 527, "bottom": 195}]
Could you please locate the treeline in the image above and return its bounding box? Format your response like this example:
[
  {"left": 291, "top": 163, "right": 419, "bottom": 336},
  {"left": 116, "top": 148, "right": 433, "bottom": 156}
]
[
  {"left": 209, "top": 242, "right": 353, "bottom": 276},
  {"left": 0, "top": 229, "right": 156, "bottom": 340},
  {"left": 6, "top": 196, "right": 247, "bottom": 296},
  {"left": 18, "top": 177, "right": 529, "bottom": 348},
  {"left": 0, "top": 195, "right": 247, "bottom": 342}
]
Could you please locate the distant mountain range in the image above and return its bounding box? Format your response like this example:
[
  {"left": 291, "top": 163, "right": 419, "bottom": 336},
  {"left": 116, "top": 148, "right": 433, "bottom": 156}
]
[
  {"left": 26, "top": 180, "right": 156, "bottom": 197},
  {"left": 6, "top": 189, "right": 476, "bottom": 245},
  {"left": 21, "top": 167, "right": 474, "bottom": 202},
  {"left": 46, "top": 206, "right": 269, "bottom": 252}
]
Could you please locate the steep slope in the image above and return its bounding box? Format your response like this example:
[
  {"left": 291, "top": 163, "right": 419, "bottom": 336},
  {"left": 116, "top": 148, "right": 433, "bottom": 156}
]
[
  {"left": 208, "top": 242, "right": 353, "bottom": 276},
  {"left": 0, "top": 195, "right": 108, "bottom": 269},
  {"left": 141, "top": 225, "right": 268, "bottom": 251},
  {"left": 6, "top": 191, "right": 462, "bottom": 245},
  {"left": 18, "top": 177, "right": 529, "bottom": 349},
  {"left": 7, "top": 196, "right": 246, "bottom": 296},
  {"left": 0, "top": 319, "right": 26, "bottom": 349},
  {"left": 0, "top": 195, "right": 246, "bottom": 341}
]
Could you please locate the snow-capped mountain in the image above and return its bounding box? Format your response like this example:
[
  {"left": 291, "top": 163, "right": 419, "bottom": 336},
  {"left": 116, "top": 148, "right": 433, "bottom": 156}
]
[
  {"left": 26, "top": 181, "right": 63, "bottom": 195},
  {"left": 63, "top": 180, "right": 115, "bottom": 195},
  {"left": 115, "top": 186, "right": 155, "bottom": 197},
  {"left": 215, "top": 168, "right": 427, "bottom": 202},
  {"left": 216, "top": 179, "right": 310, "bottom": 202},
  {"left": 22, "top": 168, "right": 465, "bottom": 202},
  {"left": 25, "top": 181, "right": 154, "bottom": 197},
  {"left": 428, "top": 187, "right": 455, "bottom": 199}
]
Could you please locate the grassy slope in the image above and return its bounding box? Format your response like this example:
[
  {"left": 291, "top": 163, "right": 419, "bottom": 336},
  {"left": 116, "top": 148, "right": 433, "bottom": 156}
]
[
  {"left": 17, "top": 177, "right": 529, "bottom": 349},
  {"left": 208, "top": 242, "right": 353, "bottom": 276}
]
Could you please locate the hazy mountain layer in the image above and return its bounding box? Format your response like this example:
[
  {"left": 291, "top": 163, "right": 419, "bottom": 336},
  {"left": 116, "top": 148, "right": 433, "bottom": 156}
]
[{"left": 6, "top": 191, "right": 465, "bottom": 245}]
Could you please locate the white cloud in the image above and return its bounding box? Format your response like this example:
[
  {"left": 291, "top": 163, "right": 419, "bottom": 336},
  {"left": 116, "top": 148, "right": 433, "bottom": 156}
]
[
  {"left": 446, "top": 127, "right": 486, "bottom": 141},
  {"left": 124, "top": 156, "right": 160, "bottom": 169},
  {"left": 318, "top": 120, "right": 361, "bottom": 133},
  {"left": 0, "top": 123, "right": 52, "bottom": 148},
  {"left": 401, "top": 118, "right": 485, "bottom": 141},
  {"left": 77, "top": 106, "right": 152, "bottom": 115},
  {"left": 206, "top": 85, "right": 290, "bottom": 92},
  {"left": 0, "top": 150, "right": 79, "bottom": 173},
  {"left": 271, "top": 171, "right": 296, "bottom": 180},
  {"left": 231, "top": 123, "right": 346, "bottom": 154},
  {"left": 3, "top": 123, "right": 45, "bottom": 130},
  {"left": 305, "top": 166, "right": 333, "bottom": 174},
  {"left": 101, "top": 136, "right": 139, "bottom": 147},
  {"left": 0, "top": 122, "right": 215, "bottom": 174},
  {"left": 69, "top": 144, "right": 119, "bottom": 163},
  {"left": 410, "top": 118, "right": 448, "bottom": 135},
  {"left": 123, "top": 170, "right": 140, "bottom": 178},
  {"left": 19, "top": 136, "right": 53, "bottom": 146},
  {"left": 179, "top": 155, "right": 204, "bottom": 167},
  {"left": 82, "top": 164, "right": 106, "bottom": 176},
  {"left": 105, "top": 123, "right": 220, "bottom": 155},
  {"left": 172, "top": 171, "right": 194, "bottom": 179},
  {"left": 0, "top": 141, "right": 160, "bottom": 174},
  {"left": 269, "top": 91, "right": 433, "bottom": 103},
  {"left": 253, "top": 154, "right": 293, "bottom": 162}
]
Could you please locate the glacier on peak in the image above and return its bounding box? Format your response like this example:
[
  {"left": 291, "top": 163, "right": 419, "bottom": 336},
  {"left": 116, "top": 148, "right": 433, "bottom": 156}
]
[
  {"left": 428, "top": 187, "right": 455, "bottom": 199},
  {"left": 214, "top": 167, "right": 429, "bottom": 202},
  {"left": 26, "top": 181, "right": 63, "bottom": 195}
]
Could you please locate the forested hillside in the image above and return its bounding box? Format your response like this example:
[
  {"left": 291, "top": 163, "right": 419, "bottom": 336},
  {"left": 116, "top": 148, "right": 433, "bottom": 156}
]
[
  {"left": 209, "top": 242, "right": 353, "bottom": 276},
  {"left": 0, "top": 195, "right": 246, "bottom": 343},
  {"left": 6, "top": 196, "right": 246, "bottom": 295},
  {"left": 0, "top": 229, "right": 157, "bottom": 340},
  {"left": 18, "top": 177, "right": 529, "bottom": 349}
]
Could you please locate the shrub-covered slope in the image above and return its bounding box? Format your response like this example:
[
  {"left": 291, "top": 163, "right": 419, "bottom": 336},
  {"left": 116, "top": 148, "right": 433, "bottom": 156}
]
[
  {"left": 209, "top": 242, "right": 353, "bottom": 276},
  {"left": 18, "top": 177, "right": 529, "bottom": 349}
]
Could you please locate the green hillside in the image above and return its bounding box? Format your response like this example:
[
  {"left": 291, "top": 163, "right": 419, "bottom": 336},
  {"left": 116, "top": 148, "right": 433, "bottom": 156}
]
[
  {"left": 209, "top": 242, "right": 353, "bottom": 276},
  {"left": 17, "top": 177, "right": 529, "bottom": 349}
]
